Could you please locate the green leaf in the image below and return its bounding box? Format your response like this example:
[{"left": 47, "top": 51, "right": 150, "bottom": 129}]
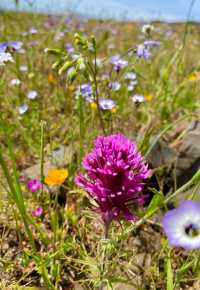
[{"left": 145, "top": 189, "right": 164, "bottom": 216}]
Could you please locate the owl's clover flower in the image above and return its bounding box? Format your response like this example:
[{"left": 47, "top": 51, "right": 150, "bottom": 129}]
[{"left": 75, "top": 134, "right": 151, "bottom": 223}]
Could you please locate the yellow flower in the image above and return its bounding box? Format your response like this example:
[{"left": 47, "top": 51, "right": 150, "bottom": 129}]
[
  {"left": 48, "top": 73, "right": 56, "bottom": 84},
  {"left": 188, "top": 74, "right": 197, "bottom": 82},
  {"left": 145, "top": 94, "right": 153, "bottom": 101},
  {"left": 45, "top": 168, "right": 68, "bottom": 185},
  {"left": 90, "top": 102, "right": 97, "bottom": 110},
  {"left": 111, "top": 107, "right": 117, "bottom": 113}
]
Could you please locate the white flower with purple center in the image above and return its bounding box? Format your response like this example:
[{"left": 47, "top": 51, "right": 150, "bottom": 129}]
[
  {"left": 0, "top": 52, "right": 14, "bottom": 66},
  {"left": 132, "top": 94, "right": 144, "bottom": 103},
  {"left": 98, "top": 98, "right": 116, "bottom": 110},
  {"left": 163, "top": 201, "right": 200, "bottom": 250},
  {"left": 18, "top": 104, "right": 29, "bottom": 115},
  {"left": 27, "top": 90, "right": 38, "bottom": 100},
  {"left": 108, "top": 81, "right": 121, "bottom": 91}
]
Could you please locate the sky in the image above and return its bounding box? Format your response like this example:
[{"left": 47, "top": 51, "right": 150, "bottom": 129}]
[{"left": 0, "top": 0, "right": 199, "bottom": 22}]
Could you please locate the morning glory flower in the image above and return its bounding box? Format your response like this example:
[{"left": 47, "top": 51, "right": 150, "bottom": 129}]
[
  {"left": 132, "top": 95, "right": 144, "bottom": 103},
  {"left": 98, "top": 98, "right": 116, "bottom": 110},
  {"left": 136, "top": 44, "right": 151, "bottom": 59},
  {"left": 108, "top": 81, "right": 121, "bottom": 91},
  {"left": 163, "top": 201, "right": 200, "bottom": 250},
  {"left": 27, "top": 90, "right": 38, "bottom": 100},
  {"left": 0, "top": 52, "right": 14, "bottom": 66},
  {"left": 18, "top": 104, "right": 29, "bottom": 115}
]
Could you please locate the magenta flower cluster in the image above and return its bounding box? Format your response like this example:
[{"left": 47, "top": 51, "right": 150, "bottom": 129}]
[{"left": 75, "top": 134, "right": 151, "bottom": 223}]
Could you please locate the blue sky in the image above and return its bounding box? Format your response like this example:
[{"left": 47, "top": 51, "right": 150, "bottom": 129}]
[{"left": 0, "top": 0, "right": 199, "bottom": 21}]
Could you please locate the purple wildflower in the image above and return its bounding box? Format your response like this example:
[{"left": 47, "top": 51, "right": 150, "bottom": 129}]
[
  {"left": 110, "top": 55, "right": 128, "bottom": 72},
  {"left": 163, "top": 200, "right": 200, "bottom": 250},
  {"left": 81, "top": 83, "right": 92, "bottom": 96},
  {"left": 65, "top": 43, "right": 75, "bottom": 55},
  {"left": 0, "top": 41, "right": 23, "bottom": 52},
  {"left": 32, "top": 207, "right": 43, "bottom": 217},
  {"left": 136, "top": 44, "right": 151, "bottom": 59},
  {"left": 108, "top": 81, "right": 121, "bottom": 91},
  {"left": 75, "top": 134, "right": 151, "bottom": 223},
  {"left": 144, "top": 40, "right": 161, "bottom": 49},
  {"left": 98, "top": 98, "right": 116, "bottom": 110},
  {"left": 18, "top": 104, "right": 29, "bottom": 115},
  {"left": 27, "top": 179, "right": 42, "bottom": 193}
]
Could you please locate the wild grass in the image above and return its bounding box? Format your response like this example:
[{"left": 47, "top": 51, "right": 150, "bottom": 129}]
[{"left": 0, "top": 11, "right": 200, "bottom": 290}]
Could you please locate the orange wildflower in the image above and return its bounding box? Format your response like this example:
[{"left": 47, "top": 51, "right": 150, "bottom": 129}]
[
  {"left": 45, "top": 168, "right": 68, "bottom": 185},
  {"left": 48, "top": 73, "right": 56, "bottom": 84}
]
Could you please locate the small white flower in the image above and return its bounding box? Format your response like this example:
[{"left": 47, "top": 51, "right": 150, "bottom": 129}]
[
  {"left": 0, "top": 52, "right": 14, "bottom": 66},
  {"left": 142, "top": 24, "right": 154, "bottom": 34},
  {"left": 132, "top": 94, "right": 144, "bottom": 103},
  {"left": 29, "top": 27, "right": 38, "bottom": 34},
  {"left": 27, "top": 90, "right": 38, "bottom": 100},
  {"left": 92, "top": 58, "right": 103, "bottom": 67},
  {"left": 19, "top": 65, "right": 28, "bottom": 72},
  {"left": 10, "top": 79, "right": 22, "bottom": 86},
  {"left": 18, "top": 48, "right": 26, "bottom": 54},
  {"left": 128, "top": 80, "right": 137, "bottom": 91},
  {"left": 18, "top": 104, "right": 29, "bottom": 114},
  {"left": 124, "top": 72, "right": 137, "bottom": 80}
]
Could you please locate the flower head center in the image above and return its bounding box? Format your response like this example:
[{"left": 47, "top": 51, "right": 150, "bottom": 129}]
[{"left": 185, "top": 224, "right": 199, "bottom": 238}]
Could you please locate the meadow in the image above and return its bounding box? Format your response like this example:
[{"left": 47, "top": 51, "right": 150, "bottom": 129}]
[{"left": 0, "top": 11, "right": 200, "bottom": 290}]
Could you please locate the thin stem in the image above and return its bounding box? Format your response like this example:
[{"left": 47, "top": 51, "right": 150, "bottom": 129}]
[
  {"left": 93, "top": 46, "right": 106, "bottom": 135},
  {"left": 40, "top": 120, "right": 45, "bottom": 199}
]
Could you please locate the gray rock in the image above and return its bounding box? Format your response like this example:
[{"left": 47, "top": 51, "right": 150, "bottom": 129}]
[{"left": 176, "top": 119, "right": 200, "bottom": 186}]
